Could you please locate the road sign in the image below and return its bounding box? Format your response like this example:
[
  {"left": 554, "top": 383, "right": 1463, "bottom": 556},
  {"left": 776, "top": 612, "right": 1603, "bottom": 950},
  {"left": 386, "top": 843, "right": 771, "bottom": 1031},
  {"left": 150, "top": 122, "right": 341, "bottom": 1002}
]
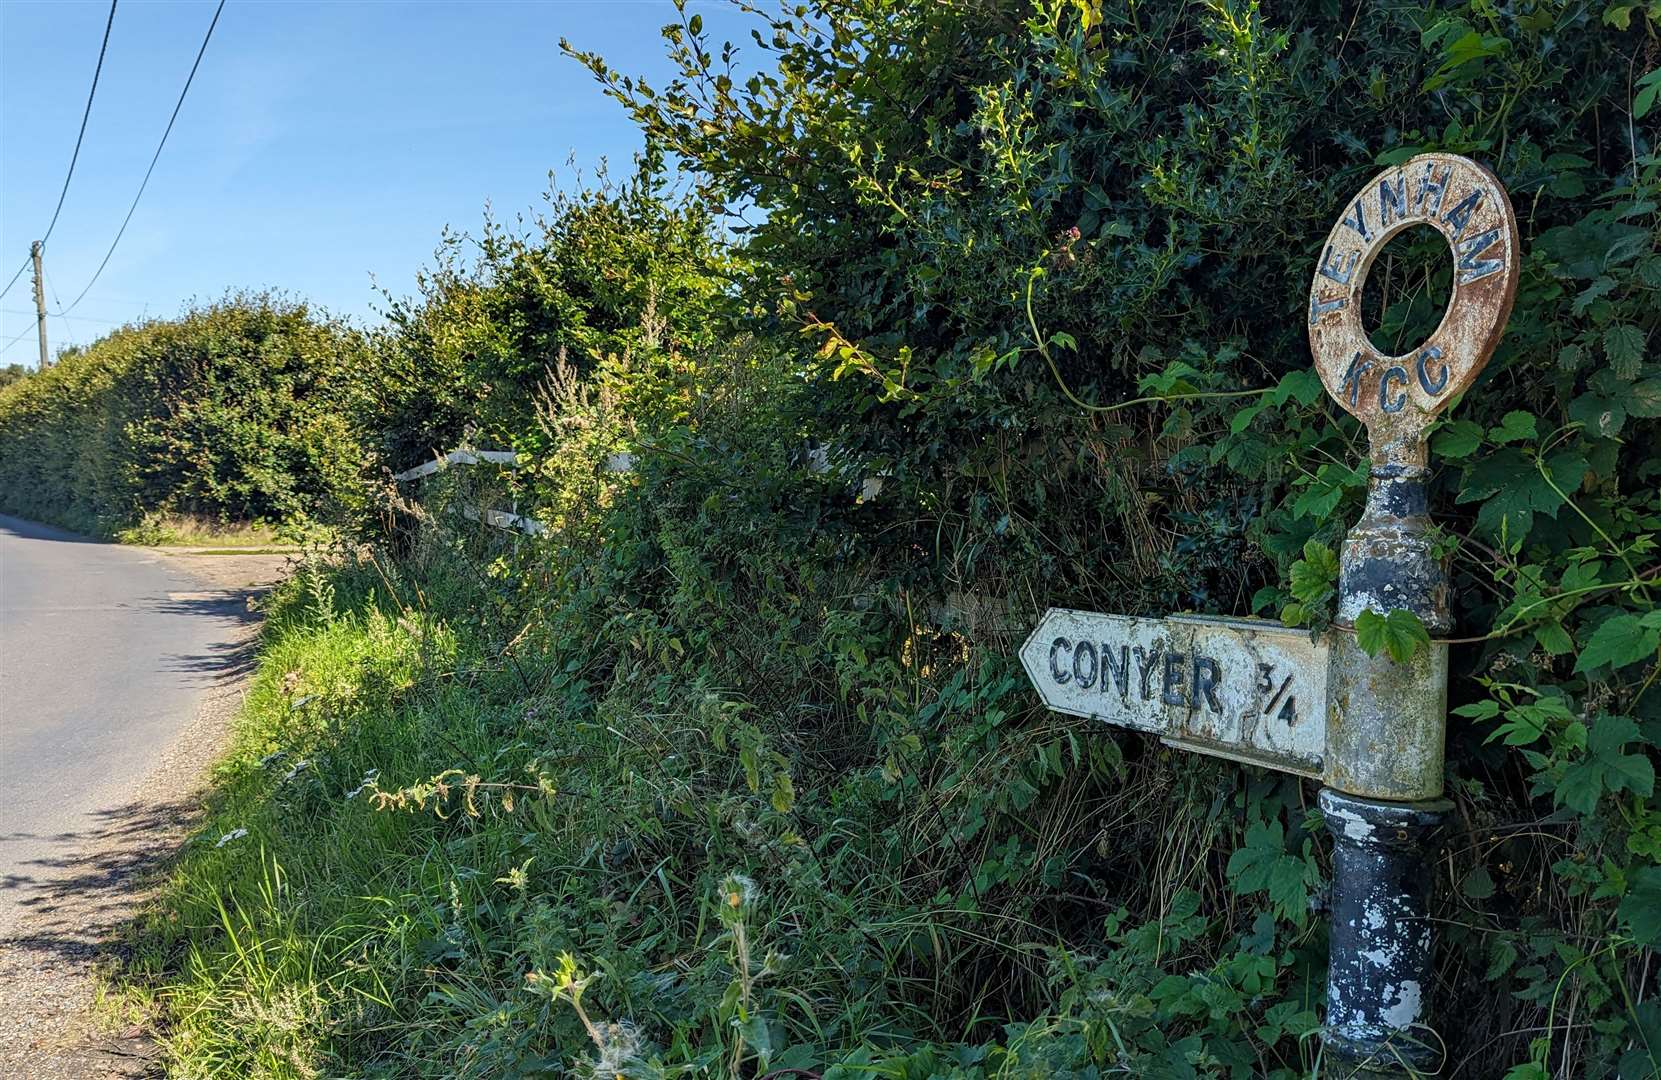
[
  {"left": 1019, "top": 609, "right": 1329, "bottom": 778},
  {"left": 1307, "top": 153, "right": 1519, "bottom": 466}
]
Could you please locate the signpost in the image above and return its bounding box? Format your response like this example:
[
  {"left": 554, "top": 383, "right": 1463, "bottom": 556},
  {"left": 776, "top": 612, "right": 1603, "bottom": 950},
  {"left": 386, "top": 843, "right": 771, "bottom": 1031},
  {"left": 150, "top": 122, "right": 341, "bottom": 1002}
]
[{"left": 1022, "top": 154, "right": 1519, "bottom": 1078}]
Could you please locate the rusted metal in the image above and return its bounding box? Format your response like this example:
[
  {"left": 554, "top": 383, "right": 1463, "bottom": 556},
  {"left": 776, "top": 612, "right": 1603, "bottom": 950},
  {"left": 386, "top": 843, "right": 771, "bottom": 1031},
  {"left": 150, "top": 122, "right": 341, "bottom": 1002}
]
[
  {"left": 1310, "top": 155, "right": 1520, "bottom": 1079},
  {"left": 1308, "top": 153, "right": 1520, "bottom": 467},
  {"left": 1019, "top": 153, "right": 1522, "bottom": 1080}
]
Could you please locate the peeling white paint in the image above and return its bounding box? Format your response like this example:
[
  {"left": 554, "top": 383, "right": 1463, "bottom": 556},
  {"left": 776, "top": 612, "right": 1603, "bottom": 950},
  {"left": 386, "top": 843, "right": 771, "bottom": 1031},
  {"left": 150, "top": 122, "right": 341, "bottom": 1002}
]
[{"left": 1381, "top": 980, "right": 1423, "bottom": 1028}]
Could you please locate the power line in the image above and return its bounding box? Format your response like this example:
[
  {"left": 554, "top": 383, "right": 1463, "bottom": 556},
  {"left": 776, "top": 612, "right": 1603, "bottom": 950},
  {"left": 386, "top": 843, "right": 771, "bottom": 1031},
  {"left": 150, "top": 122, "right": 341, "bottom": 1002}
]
[
  {"left": 0, "top": 326, "right": 37, "bottom": 358},
  {"left": 0, "top": 1, "right": 119, "bottom": 301},
  {"left": 0, "top": 261, "right": 27, "bottom": 301},
  {"left": 42, "top": 2, "right": 119, "bottom": 247},
  {"left": 2, "top": 307, "right": 127, "bottom": 326},
  {"left": 61, "top": 0, "right": 226, "bottom": 316}
]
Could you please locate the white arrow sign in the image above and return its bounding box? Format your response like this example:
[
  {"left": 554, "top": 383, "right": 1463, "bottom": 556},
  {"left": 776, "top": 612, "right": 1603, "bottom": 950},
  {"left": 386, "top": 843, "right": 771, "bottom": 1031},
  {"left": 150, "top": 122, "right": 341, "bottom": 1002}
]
[{"left": 1020, "top": 610, "right": 1330, "bottom": 778}]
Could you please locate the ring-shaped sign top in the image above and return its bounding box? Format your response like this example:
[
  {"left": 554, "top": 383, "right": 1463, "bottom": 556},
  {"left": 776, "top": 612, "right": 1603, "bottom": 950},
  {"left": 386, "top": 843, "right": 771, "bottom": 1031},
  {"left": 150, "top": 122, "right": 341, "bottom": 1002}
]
[{"left": 1308, "top": 153, "right": 1519, "bottom": 465}]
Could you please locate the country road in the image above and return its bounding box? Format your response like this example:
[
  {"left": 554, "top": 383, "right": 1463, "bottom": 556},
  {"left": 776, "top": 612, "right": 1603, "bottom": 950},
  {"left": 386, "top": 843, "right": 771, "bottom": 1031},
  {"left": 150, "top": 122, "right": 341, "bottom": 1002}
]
[
  {"left": 0, "top": 513, "right": 292, "bottom": 1072},
  {"left": 0, "top": 514, "right": 269, "bottom": 933}
]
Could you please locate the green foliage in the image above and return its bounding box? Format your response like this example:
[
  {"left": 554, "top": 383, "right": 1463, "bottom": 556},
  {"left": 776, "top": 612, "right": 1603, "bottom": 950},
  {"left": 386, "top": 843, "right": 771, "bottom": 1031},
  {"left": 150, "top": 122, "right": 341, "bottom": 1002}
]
[
  {"left": 125, "top": 1, "right": 1661, "bottom": 1078},
  {"left": 1353, "top": 607, "right": 1432, "bottom": 663},
  {"left": 0, "top": 294, "right": 364, "bottom": 536},
  {"left": 356, "top": 154, "right": 734, "bottom": 470}
]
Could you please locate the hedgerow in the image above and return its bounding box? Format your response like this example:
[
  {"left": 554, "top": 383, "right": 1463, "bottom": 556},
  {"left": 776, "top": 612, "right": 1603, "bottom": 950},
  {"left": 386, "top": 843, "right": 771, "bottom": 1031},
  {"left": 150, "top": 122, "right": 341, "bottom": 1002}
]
[
  {"left": 123, "top": 1, "right": 1659, "bottom": 1078},
  {"left": 0, "top": 293, "right": 364, "bottom": 537}
]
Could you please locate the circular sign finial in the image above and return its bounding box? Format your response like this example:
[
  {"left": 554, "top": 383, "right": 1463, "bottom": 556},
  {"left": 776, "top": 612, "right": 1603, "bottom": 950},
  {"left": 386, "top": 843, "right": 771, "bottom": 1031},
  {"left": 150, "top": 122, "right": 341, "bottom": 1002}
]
[{"left": 1307, "top": 153, "right": 1519, "bottom": 466}]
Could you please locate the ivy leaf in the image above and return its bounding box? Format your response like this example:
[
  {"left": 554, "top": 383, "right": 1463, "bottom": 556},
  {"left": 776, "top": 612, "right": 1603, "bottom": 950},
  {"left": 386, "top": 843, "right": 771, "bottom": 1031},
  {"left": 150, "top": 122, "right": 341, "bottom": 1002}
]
[
  {"left": 1573, "top": 614, "right": 1661, "bottom": 673},
  {"left": 1603, "top": 324, "right": 1645, "bottom": 380},
  {"left": 1354, "top": 608, "right": 1431, "bottom": 663},
  {"left": 1433, "top": 419, "right": 1484, "bottom": 459}
]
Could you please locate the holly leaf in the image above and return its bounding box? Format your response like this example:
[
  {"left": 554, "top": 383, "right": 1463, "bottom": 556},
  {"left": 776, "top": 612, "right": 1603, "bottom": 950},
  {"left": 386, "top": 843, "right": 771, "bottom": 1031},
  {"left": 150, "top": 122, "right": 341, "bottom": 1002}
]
[
  {"left": 1574, "top": 614, "right": 1661, "bottom": 673},
  {"left": 1355, "top": 608, "right": 1432, "bottom": 663}
]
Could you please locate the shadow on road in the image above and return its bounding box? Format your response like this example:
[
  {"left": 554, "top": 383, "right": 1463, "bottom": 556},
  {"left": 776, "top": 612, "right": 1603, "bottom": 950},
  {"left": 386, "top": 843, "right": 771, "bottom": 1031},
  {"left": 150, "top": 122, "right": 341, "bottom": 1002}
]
[
  {"left": 0, "top": 797, "right": 200, "bottom": 948},
  {"left": 151, "top": 590, "right": 265, "bottom": 682},
  {"left": 0, "top": 514, "right": 103, "bottom": 544}
]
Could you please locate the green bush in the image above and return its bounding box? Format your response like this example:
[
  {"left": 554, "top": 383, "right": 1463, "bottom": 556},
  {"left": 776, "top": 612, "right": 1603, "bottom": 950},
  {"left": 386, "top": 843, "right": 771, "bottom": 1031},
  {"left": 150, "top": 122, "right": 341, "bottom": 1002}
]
[
  {"left": 0, "top": 293, "right": 366, "bottom": 536},
  {"left": 358, "top": 154, "right": 735, "bottom": 472},
  {"left": 128, "top": 1, "right": 1658, "bottom": 1078}
]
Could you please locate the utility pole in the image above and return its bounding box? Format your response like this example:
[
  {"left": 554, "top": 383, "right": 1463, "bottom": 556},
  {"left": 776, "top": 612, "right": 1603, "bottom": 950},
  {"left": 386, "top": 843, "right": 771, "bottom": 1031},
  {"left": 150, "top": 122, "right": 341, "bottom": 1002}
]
[{"left": 30, "top": 241, "right": 48, "bottom": 368}]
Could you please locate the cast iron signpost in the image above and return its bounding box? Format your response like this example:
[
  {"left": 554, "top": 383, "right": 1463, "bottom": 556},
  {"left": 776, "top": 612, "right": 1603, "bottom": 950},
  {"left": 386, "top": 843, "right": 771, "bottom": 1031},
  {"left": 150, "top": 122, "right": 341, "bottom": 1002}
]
[{"left": 1022, "top": 153, "right": 1519, "bottom": 1077}]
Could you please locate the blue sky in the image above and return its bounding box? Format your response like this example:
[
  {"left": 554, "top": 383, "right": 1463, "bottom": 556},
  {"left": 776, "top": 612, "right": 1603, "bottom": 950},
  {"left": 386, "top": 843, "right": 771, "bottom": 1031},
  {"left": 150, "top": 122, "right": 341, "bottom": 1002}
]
[{"left": 0, "top": 0, "right": 755, "bottom": 364}]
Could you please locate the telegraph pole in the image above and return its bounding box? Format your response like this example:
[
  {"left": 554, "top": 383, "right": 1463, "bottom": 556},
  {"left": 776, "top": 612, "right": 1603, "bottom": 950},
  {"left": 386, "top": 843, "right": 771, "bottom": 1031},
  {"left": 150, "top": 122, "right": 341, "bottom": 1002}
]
[{"left": 30, "top": 241, "right": 48, "bottom": 368}]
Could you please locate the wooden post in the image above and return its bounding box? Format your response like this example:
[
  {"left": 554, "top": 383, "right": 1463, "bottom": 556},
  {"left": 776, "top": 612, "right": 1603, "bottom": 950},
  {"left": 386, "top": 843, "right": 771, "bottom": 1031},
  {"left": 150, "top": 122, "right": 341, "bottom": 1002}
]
[{"left": 30, "top": 241, "right": 48, "bottom": 368}]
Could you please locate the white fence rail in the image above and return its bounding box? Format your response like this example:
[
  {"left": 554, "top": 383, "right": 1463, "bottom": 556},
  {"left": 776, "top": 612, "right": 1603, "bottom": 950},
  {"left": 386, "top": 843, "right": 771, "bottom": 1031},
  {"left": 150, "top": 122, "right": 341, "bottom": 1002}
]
[
  {"left": 394, "top": 443, "right": 883, "bottom": 537},
  {"left": 394, "top": 447, "right": 546, "bottom": 536},
  {"left": 393, "top": 449, "right": 522, "bottom": 483}
]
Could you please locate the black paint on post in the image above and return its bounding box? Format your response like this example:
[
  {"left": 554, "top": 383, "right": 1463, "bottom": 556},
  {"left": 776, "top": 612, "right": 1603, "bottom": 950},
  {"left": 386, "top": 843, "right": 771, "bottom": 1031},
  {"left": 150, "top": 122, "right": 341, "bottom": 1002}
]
[{"left": 1321, "top": 788, "right": 1450, "bottom": 1076}]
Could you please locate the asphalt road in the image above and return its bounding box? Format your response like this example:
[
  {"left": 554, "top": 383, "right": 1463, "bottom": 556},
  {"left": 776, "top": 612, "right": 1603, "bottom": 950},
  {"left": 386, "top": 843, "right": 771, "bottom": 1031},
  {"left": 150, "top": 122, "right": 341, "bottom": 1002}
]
[{"left": 0, "top": 514, "right": 255, "bottom": 933}]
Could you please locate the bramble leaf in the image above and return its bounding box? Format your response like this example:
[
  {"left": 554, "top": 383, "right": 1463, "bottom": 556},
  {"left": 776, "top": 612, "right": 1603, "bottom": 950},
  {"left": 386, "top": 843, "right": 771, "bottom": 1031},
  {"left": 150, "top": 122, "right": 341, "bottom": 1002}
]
[
  {"left": 1433, "top": 419, "right": 1484, "bottom": 459},
  {"left": 1354, "top": 608, "right": 1431, "bottom": 663},
  {"left": 1489, "top": 411, "right": 1538, "bottom": 445},
  {"left": 1620, "top": 867, "right": 1661, "bottom": 945},
  {"left": 1603, "top": 323, "right": 1645, "bottom": 379},
  {"left": 1574, "top": 614, "right": 1661, "bottom": 673}
]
